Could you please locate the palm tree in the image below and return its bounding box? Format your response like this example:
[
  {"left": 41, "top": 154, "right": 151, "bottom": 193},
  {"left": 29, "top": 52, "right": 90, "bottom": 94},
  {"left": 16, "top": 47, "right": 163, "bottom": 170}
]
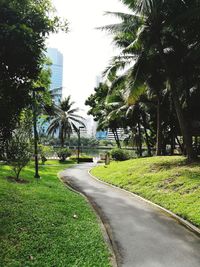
[
  {"left": 101, "top": 0, "right": 200, "bottom": 160},
  {"left": 124, "top": 0, "right": 199, "bottom": 160},
  {"left": 47, "top": 96, "right": 85, "bottom": 147}
]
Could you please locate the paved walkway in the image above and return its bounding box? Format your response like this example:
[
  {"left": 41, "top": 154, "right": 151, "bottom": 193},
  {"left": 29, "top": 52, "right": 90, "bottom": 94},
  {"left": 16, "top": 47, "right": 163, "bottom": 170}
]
[{"left": 61, "top": 163, "right": 200, "bottom": 267}]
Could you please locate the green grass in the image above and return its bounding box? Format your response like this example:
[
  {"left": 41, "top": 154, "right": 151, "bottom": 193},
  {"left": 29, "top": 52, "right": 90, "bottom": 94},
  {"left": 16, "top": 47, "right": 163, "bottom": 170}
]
[
  {"left": 91, "top": 156, "right": 200, "bottom": 227},
  {"left": 0, "top": 160, "right": 111, "bottom": 267}
]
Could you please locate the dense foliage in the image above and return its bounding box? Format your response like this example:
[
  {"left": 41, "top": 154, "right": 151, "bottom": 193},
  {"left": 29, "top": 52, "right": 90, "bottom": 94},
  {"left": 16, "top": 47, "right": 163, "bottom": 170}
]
[
  {"left": 56, "top": 148, "right": 72, "bottom": 162},
  {"left": 111, "top": 148, "right": 130, "bottom": 161},
  {"left": 0, "top": 0, "right": 67, "bottom": 145},
  {"left": 5, "top": 114, "right": 33, "bottom": 180},
  {"left": 86, "top": 0, "right": 200, "bottom": 161}
]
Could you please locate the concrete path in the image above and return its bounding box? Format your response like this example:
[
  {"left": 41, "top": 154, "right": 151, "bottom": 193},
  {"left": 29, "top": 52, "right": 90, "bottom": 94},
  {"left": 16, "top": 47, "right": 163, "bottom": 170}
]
[{"left": 61, "top": 163, "right": 200, "bottom": 267}]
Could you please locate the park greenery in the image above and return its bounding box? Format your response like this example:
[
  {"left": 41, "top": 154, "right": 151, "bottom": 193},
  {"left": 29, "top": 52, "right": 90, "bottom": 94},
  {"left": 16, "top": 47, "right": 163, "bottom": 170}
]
[
  {"left": 0, "top": 161, "right": 111, "bottom": 267},
  {"left": 91, "top": 156, "right": 200, "bottom": 227},
  {"left": 86, "top": 0, "right": 200, "bottom": 161},
  {"left": 110, "top": 148, "right": 131, "bottom": 161},
  {"left": 5, "top": 120, "right": 32, "bottom": 180},
  {"left": 0, "top": 1, "right": 111, "bottom": 265},
  {"left": 56, "top": 147, "right": 72, "bottom": 162},
  {"left": 0, "top": 0, "right": 67, "bottom": 150},
  {"left": 0, "top": 0, "right": 200, "bottom": 264},
  {"left": 47, "top": 96, "right": 85, "bottom": 147}
]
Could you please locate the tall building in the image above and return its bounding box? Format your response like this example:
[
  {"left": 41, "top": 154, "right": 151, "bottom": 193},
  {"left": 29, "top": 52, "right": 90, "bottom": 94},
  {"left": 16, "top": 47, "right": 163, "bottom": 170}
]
[
  {"left": 47, "top": 48, "right": 63, "bottom": 104},
  {"left": 39, "top": 48, "right": 64, "bottom": 136}
]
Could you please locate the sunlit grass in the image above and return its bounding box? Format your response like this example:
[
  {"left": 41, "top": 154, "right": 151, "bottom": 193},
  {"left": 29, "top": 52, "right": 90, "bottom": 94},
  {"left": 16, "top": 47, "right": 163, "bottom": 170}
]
[
  {"left": 91, "top": 156, "right": 200, "bottom": 227},
  {"left": 0, "top": 161, "right": 111, "bottom": 267}
]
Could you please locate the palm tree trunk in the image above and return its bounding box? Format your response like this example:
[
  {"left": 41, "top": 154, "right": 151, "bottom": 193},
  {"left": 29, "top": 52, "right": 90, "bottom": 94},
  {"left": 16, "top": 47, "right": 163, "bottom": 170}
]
[
  {"left": 68, "top": 133, "right": 70, "bottom": 148},
  {"left": 115, "top": 129, "right": 121, "bottom": 148},
  {"left": 138, "top": 122, "right": 142, "bottom": 157},
  {"left": 156, "top": 38, "right": 196, "bottom": 161},
  {"left": 170, "top": 87, "right": 196, "bottom": 160},
  {"left": 112, "top": 129, "right": 121, "bottom": 148},
  {"left": 60, "top": 130, "right": 64, "bottom": 148},
  {"left": 141, "top": 114, "right": 151, "bottom": 156},
  {"left": 156, "top": 97, "right": 162, "bottom": 156},
  {"left": 170, "top": 131, "right": 175, "bottom": 155}
]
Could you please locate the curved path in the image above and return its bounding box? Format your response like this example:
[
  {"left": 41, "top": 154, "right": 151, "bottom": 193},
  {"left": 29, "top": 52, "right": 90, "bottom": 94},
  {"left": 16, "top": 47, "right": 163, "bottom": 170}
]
[{"left": 61, "top": 163, "right": 200, "bottom": 267}]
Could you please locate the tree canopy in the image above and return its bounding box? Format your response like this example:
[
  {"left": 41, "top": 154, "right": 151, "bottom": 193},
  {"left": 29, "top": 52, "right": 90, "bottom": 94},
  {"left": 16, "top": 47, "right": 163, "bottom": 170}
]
[
  {"left": 86, "top": 0, "right": 200, "bottom": 161},
  {"left": 0, "top": 0, "right": 67, "bottom": 144}
]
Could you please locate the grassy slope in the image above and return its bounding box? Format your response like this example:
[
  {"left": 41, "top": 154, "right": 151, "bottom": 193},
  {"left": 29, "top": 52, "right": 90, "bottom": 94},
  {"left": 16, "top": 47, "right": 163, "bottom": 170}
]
[
  {"left": 0, "top": 161, "right": 111, "bottom": 267},
  {"left": 91, "top": 156, "right": 200, "bottom": 227}
]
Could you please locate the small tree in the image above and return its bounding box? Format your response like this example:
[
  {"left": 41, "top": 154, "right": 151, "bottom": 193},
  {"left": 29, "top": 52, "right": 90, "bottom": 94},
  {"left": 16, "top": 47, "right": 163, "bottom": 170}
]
[
  {"left": 111, "top": 148, "right": 130, "bottom": 161},
  {"left": 38, "top": 145, "right": 54, "bottom": 164},
  {"left": 56, "top": 148, "right": 72, "bottom": 162},
  {"left": 6, "top": 127, "right": 32, "bottom": 181}
]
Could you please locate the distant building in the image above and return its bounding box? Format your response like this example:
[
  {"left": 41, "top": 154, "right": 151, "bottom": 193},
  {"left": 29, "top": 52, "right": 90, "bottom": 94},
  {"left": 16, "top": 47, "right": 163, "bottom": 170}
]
[
  {"left": 107, "top": 128, "right": 126, "bottom": 141},
  {"left": 46, "top": 48, "right": 63, "bottom": 104},
  {"left": 96, "top": 131, "right": 108, "bottom": 140},
  {"left": 39, "top": 48, "right": 64, "bottom": 135},
  {"left": 70, "top": 116, "right": 95, "bottom": 138}
]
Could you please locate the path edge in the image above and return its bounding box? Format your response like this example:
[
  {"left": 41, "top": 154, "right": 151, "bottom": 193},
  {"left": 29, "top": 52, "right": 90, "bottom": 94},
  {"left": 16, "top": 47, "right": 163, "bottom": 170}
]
[
  {"left": 58, "top": 171, "right": 118, "bottom": 267},
  {"left": 88, "top": 168, "right": 200, "bottom": 237}
]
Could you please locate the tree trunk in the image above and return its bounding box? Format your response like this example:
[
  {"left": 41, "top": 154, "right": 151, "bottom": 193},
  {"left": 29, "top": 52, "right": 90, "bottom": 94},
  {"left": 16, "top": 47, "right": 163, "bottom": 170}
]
[
  {"left": 112, "top": 129, "right": 121, "bottom": 148},
  {"left": 171, "top": 87, "right": 196, "bottom": 161},
  {"left": 68, "top": 133, "right": 71, "bottom": 148},
  {"left": 156, "top": 38, "right": 196, "bottom": 161},
  {"left": 61, "top": 135, "right": 64, "bottom": 148},
  {"left": 156, "top": 97, "right": 162, "bottom": 156},
  {"left": 138, "top": 122, "right": 142, "bottom": 157},
  {"left": 141, "top": 114, "right": 152, "bottom": 156},
  {"left": 175, "top": 136, "right": 184, "bottom": 155},
  {"left": 59, "top": 129, "right": 64, "bottom": 148},
  {"left": 15, "top": 168, "right": 22, "bottom": 181},
  {"left": 170, "top": 128, "right": 175, "bottom": 155},
  {"left": 195, "top": 136, "right": 198, "bottom": 154},
  {"left": 115, "top": 129, "right": 121, "bottom": 149}
]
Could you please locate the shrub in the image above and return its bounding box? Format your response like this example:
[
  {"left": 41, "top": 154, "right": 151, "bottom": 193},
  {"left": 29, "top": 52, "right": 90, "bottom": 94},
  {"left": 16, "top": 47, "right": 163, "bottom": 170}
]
[
  {"left": 38, "top": 145, "right": 54, "bottom": 164},
  {"left": 70, "top": 155, "right": 93, "bottom": 162},
  {"left": 111, "top": 148, "right": 130, "bottom": 161},
  {"left": 77, "top": 158, "right": 93, "bottom": 163},
  {"left": 56, "top": 148, "right": 72, "bottom": 162},
  {"left": 5, "top": 129, "right": 32, "bottom": 180}
]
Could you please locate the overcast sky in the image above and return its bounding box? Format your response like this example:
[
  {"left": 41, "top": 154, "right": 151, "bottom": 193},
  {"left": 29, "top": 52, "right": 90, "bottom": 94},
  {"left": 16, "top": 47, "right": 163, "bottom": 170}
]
[{"left": 47, "top": 0, "right": 129, "bottom": 113}]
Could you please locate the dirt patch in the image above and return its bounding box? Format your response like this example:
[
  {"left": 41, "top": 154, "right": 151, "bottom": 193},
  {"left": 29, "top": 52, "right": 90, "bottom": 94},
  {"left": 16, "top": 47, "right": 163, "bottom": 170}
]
[
  {"left": 158, "top": 177, "right": 176, "bottom": 189},
  {"left": 6, "top": 176, "right": 29, "bottom": 184},
  {"left": 180, "top": 186, "right": 200, "bottom": 195}
]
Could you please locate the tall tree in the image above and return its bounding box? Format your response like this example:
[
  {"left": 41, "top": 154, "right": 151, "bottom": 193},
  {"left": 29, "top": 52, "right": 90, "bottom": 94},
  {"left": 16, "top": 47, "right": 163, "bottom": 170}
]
[
  {"left": 98, "top": 0, "right": 200, "bottom": 160},
  {"left": 0, "top": 0, "right": 67, "bottom": 145}
]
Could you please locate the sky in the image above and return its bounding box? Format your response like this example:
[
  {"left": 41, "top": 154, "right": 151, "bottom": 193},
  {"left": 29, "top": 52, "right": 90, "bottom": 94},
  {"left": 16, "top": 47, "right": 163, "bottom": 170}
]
[{"left": 47, "top": 0, "right": 129, "bottom": 113}]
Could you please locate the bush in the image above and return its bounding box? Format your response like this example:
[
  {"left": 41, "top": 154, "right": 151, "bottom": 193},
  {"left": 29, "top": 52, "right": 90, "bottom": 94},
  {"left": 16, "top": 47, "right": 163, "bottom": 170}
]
[
  {"left": 111, "top": 148, "right": 130, "bottom": 161},
  {"left": 78, "top": 158, "right": 93, "bottom": 163},
  {"left": 5, "top": 128, "right": 32, "bottom": 180},
  {"left": 56, "top": 148, "right": 72, "bottom": 162},
  {"left": 38, "top": 145, "right": 54, "bottom": 164},
  {"left": 70, "top": 155, "right": 93, "bottom": 162}
]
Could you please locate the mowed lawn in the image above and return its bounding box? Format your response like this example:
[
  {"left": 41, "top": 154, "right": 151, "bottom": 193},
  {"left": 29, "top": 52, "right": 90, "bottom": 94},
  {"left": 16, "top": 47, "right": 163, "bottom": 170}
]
[
  {"left": 0, "top": 161, "right": 111, "bottom": 267},
  {"left": 91, "top": 156, "right": 200, "bottom": 227}
]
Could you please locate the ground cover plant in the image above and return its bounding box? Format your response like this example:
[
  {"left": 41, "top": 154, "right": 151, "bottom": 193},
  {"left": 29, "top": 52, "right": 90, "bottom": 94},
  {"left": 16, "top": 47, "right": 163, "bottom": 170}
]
[
  {"left": 91, "top": 156, "right": 200, "bottom": 227},
  {"left": 0, "top": 160, "right": 111, "bottom": 267}
]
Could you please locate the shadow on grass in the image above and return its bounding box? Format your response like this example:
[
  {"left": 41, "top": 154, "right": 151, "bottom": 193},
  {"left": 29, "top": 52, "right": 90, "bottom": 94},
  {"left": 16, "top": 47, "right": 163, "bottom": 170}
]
[
  {"left": 38, "top": 160, "right": 76, "bottom": 166},
  {"left": 152, "top": 158, "right": 188, "bottom": 171}
]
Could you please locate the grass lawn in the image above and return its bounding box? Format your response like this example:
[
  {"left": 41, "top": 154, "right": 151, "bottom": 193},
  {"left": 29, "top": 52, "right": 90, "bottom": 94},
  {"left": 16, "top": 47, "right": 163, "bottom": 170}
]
[
  {"left": 91, "top": 156, "right": 200, "bottom": 228},
  {"left": 0, "top": 160, "right": 111, "bottom": 267}
]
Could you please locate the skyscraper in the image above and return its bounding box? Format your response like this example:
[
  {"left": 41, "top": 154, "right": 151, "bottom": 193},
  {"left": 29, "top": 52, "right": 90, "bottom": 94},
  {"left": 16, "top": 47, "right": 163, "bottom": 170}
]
[
  {"left": 39, "top": 48, "right": 64, "bottom": 136},
  {"left": 47, "top": 48, "right": 63, "bottom": 104}
]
